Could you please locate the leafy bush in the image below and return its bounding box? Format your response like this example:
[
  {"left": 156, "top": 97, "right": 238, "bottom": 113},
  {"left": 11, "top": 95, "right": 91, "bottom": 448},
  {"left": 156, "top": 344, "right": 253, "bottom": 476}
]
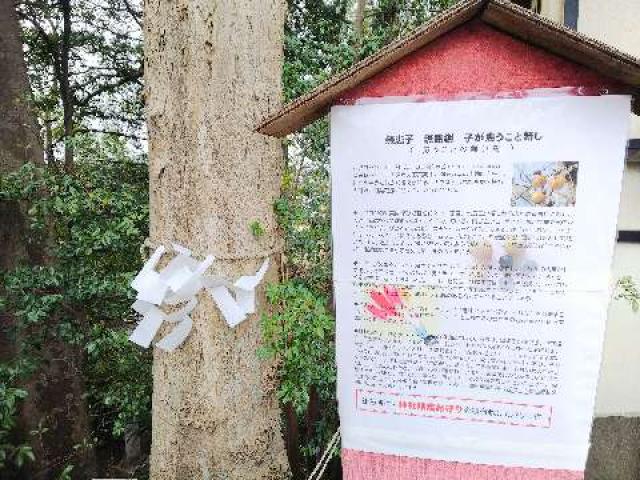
[
  {"left": 261, "top": 281, "right": 335, "bottom": 414},
  {"left": 260, "top": 281, "right": 337, "bottom": 474},
  {"left": 86, "top": 326, "right": 151, "bottom": 439},
  {"left": 0, "top": 135, "right": 150, "bottom": 473},
  {"left": 0, "top": 363, "right": 34, "bottom": 470}
]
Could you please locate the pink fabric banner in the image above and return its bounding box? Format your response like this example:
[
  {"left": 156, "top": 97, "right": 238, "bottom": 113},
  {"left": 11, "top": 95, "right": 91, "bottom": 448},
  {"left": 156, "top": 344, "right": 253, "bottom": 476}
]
[{"left": 342, "top": 450, "right": 584, "bottom": 480}]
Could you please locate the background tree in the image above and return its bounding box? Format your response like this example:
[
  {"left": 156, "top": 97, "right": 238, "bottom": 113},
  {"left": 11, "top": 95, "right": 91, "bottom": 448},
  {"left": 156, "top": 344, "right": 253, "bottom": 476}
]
[
  {"left": 1, "top": 0, "right": 148, "bottom": 478},
  {"left": 354, "top": 0, "right": 367, "bottom": 54},
  {"left": 17, "top": 0, "right": 144, "bottom": 167},
  {"left": 0, "top": 0, "right": 43, "bottom": 472},
  {"left": 2, "top": 140, "right": 149, "bottom": 479},
  {"left": 0, "top": 1, "right": 95, "bottom": 478}
]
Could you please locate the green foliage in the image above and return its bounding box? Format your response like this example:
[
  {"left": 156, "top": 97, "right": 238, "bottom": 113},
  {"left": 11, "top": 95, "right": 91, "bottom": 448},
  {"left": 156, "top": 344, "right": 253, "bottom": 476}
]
[
  {"left": 260, "top": 282, "right": 336, "bottom": 414},
  {"left": 249, "top": 220, "right": 266, "bottom": 239},
  {"left": 276, "top": 122, "right": 332, "bottom": 294},
  {"left": 361, "top": 0, "right": 456, "bottom": 56},
  {"left": 284, "top": 0, "right": 354, "bottom": 101},
  {"left": 616, "top": 276, "right": 640, "bottom": 313},
  {"left": 0, "top": 364, "right": 34, "bottom": 470},
  {"left": 1, "top": 142, "right": 148, "bottom": 334},
  {"left": 260, "top": 281, "right": 337, "bottom": 471},
  {"left": 0, "top": 135, "right": 150, "bottom": 469},
  {"left": 86, "top": 326, "right": 151, "bottom": 438},
  {"left": 56, "top": 464, "right": 74, "bottom": 480}
]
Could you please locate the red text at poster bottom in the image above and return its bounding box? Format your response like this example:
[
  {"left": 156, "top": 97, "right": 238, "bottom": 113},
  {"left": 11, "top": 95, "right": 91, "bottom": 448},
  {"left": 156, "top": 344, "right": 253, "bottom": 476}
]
[{"left": 356, "top": 389, "right": 552, "bottom": 428}]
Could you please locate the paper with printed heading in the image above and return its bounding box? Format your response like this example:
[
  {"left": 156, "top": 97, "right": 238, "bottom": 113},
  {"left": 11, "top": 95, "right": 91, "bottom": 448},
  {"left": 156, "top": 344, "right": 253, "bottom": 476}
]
[{"left": 331, "top": 96, "right": 630, "bottom": 471}]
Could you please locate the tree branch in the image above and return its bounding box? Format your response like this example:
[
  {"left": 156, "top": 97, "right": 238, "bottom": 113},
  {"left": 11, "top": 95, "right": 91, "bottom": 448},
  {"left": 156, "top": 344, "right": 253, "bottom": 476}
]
[
  {"left": 120, "top": 0, "right": 142, "bottom": 28},
  {"left": 75, "top": 127, "right": 144, "bottom": 141},
  {"left": 74, "top": 67, "right": 143, "bottom": 107}
]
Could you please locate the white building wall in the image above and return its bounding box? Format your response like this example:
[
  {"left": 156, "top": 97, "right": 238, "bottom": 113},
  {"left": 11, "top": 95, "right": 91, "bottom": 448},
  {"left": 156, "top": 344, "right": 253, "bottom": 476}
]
[
  {"left": 596, "top": 164, "right": 640, "bottom": 416},
  {"left": 578, "top": 0, "right": 640, "bottom": 417},
  {"left": 578, "top": 0, "right": 640, "bottom": 139},
  {"left": 538, "top": 0, "right": 564, "bottom": 24}
]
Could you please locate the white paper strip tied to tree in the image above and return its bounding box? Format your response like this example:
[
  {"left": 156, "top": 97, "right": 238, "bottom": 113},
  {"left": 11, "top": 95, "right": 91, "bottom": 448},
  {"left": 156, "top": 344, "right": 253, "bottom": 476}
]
[
  {"left": 205, "top": 260, "right": 270, "bottom": 327},
  {"left": 128, "top": 243, "right": 270, "bottom": 351}
]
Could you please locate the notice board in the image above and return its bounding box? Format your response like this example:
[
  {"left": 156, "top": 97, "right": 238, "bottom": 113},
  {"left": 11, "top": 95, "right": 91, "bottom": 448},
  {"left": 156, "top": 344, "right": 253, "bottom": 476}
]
[{"left": 331, "top": 95, "right": 630, "bottom": 471}]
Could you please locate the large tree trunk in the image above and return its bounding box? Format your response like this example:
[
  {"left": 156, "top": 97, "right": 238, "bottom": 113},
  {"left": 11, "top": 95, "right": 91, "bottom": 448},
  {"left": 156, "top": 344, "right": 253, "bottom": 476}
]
[
  {"left": 0, "top": 1, "right": 42, "bottom": 178},
  {"left": 144, "top": 0, "right": 290, "bottom": 478},
  {"left": 0, "top": 0, "right": 42, "bottom": 362},
  {"left": 19, "top": 338, "right": 95, "bottom": 480},
  {"left": 0, "top": 2, "right": 94, "bottom": 478}
]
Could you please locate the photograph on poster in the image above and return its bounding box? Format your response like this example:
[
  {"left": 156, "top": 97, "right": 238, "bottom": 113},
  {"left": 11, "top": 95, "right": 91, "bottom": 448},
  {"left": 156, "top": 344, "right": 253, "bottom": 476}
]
[{"left": 511, "top": 161, "right": 579, "bottom": 207}]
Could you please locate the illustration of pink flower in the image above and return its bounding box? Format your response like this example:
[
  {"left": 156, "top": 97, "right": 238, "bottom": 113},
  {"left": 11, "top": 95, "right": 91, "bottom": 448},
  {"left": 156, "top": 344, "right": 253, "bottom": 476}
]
[
  {"left": 366, "top": 285, "right": 404, "bottom": 320},
  {"left": 384, "top": 285, "right": 402, "bottom": 306}
]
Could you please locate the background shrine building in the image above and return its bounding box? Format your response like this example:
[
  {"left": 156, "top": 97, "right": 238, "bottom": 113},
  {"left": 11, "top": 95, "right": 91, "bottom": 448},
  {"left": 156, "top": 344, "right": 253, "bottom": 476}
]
[{"left": 259, "top": 1, "right": 640, "bottom": 477}]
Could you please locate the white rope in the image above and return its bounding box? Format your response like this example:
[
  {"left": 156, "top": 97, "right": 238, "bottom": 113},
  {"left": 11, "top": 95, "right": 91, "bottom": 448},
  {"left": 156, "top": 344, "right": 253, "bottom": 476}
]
[
  {"left": 307, "top": 429, "right": 341, "bottom": 480},
  {"left": 143, "top": 237, "right": 284, "bottom": 262}
]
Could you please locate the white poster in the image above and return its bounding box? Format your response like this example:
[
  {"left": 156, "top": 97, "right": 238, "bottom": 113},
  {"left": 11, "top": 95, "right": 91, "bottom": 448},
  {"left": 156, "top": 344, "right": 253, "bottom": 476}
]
[{"left": 331, "top": 96, "right": 630, "bottom": 471}]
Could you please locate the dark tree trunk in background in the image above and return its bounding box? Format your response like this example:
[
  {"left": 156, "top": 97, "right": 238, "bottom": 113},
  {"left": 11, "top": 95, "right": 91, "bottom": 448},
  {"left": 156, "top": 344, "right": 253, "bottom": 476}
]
[
  {"left": 19, "top": 337, "right": 96, "bottom": 480},
  {"left": 0, "top": 0, "right": 41, "bottom": 476},
  {"left": 353, "top": 0, "right": 366, "bottom": 57},
  {"left": 0, "top": 2, "right": 42, "bottom": 177},
  {"left": 59, "top": 0, "right": 74, "bottom": 168},
  {"left": 0, "top": 1, "right": 94, "bottom": 478},
  {"left": 0, "top": 17, "right": 37, "bottom": 468},
  {"left": 0, "top": 0, "right": 43, "bottom": 355}
]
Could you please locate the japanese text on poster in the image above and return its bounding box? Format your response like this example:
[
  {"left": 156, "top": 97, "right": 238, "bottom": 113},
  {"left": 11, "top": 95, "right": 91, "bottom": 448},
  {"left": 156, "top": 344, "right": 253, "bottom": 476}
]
[{"left": 331, "top": 96, "right": 630, "bottom": 470}]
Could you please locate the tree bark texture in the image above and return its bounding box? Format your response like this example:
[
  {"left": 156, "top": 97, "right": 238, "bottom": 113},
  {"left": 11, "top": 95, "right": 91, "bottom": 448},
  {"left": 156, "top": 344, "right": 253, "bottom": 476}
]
[
  {"left": 0, "top": 0, "right": 42, "bottom": 178},
  {"left": 144, "top": 0, "right": 290, "bottom": 478},
  {"left": 0, "top": 0, "right": 40, "bottom": 368}
]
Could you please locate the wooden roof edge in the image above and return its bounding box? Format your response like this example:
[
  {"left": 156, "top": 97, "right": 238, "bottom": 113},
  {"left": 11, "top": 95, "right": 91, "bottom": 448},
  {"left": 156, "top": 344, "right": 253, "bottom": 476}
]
[
  {"left": 256, "top": 0, "right": 488, "bottom": 137},
  {"left": 257, "top": 0, "right": 640, "bottom": 137},
  {"left": 484, "top": 0, "right": 640, "bottom": 115},
  {"left": 484, "top": 1, "right": 640, "bottom": 80}
]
